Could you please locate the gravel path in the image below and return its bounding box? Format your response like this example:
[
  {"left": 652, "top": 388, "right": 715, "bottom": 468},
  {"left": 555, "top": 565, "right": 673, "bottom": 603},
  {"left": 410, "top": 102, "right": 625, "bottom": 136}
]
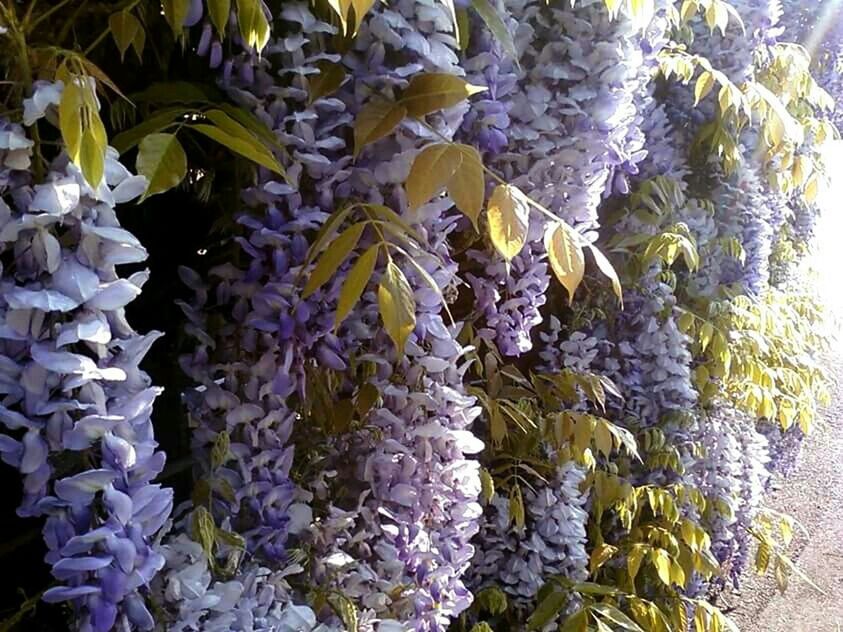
[{"left": 722, "top": 354, "right": 843, "bottom": 632}]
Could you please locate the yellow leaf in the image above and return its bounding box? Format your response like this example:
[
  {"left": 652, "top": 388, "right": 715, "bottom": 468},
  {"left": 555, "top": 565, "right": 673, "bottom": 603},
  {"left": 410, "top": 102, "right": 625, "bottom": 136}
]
[
  {"left": 335, "top": 244, "right": 379, "bottom": 328},
  {"left": 509, "top": 486, "right": 525, "bottom": 530},
  {"left": 378, "top": 261, "right": 416, "bottom": 353},
  {"left": 109, "top": 11, "right": 141, "bottom": 60},
  {"left": 680, "top": 0, "right": 698, "bottom": 22},
  {"left": 627, "top": 544, "right": 647, "bottom": 583},
  {"left": 350, "top": 0, "right": 377, "bottom": 34},
  {"left": 589, "top": 543, "right": 618, "bottom": 574},
  {"left": 79, "top": 112, "right": 107, "bottom": 188},
  {"left": 406, "top": 143, "right": 484, "bottom": 227},
  {"left": 694, "top": 71, "right": 715, "bottom": 106},
  {"left": 59, "top": 79, "right": 84, "bottom": 163},
  {"left": 406, "top": 144, "right": 464, "bottom": 210},
  {"left": 235, "top": 0, "right": 270, "bottom": 51},
  {"left": 162, "top": 0, "right": 190, "bottom": 35},
  {"left": 544, "top": 222, "right": 585, "bottom": 304},
  {"left": 587, "top": 245, "right": 623, "bottom": 307},
  {"left": 487, "top": 184, "right": 529, "bottom": 261},
  {"left": 804, "top": 172, "right": 819, "bottom": 203},
  {"left": 308, "top": 61, "right": 347, "bottom": 104},
  {"left": 399, "top": 73, "right": 486, "bottom": 118},
  {"left": 650, "top": 548, "right": 672, "bottom": 586},
  {"left": 208, "top": 0, "right": 232, "bottom": 38},
  {"left": 353, "top": 100, "right": 407, "bottom": 156},
  {"left": 448, "top": 144, "right": 485, "bottom": 228},
  {"left": 303, "top": 223, "right": 366, "bottom": 298},
  {"left": 699, "top": 321, "right": 714, "bottom": 352},
  {"left": 136, "top": 133, "right": 187, "bottom": 198}
]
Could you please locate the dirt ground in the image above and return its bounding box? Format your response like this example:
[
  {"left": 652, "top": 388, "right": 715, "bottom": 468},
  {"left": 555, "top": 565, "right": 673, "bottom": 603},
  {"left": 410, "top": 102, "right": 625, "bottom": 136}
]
[{"left": 722, "top": 357, "right": 843, "bottom": 632}]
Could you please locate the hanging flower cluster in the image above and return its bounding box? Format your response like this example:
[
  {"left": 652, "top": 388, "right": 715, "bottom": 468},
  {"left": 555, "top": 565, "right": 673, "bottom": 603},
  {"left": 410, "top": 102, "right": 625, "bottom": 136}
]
[
  {"left": 0, "top": 85, "right": 171, "bottom": 632},
  {"left": 0, "top": 0, "right": 838, "bottom": 630}
]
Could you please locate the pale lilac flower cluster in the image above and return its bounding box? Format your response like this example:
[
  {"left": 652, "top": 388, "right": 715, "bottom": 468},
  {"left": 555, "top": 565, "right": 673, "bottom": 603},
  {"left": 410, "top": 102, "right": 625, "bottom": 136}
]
[
  {"left": 468, "top": 462, "right": 589, "bottom": 615},
  {"left": 461, "top": 0, "right": 663, "bottom": 356},
  {"left": 0, "top": 85, "right": 172, "bottom": 631}
]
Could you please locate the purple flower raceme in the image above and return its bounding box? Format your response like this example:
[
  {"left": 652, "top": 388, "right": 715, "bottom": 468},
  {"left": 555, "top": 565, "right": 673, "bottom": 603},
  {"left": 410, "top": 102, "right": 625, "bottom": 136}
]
[
  {"left": 0, "top": 83, "right": 171, "bottom": 632},
  {"left": 460, "top": 0, "right": 666, "bottom": 357},
  {"left": 467, "top": 462, "right": 589, "bottom": 615}
]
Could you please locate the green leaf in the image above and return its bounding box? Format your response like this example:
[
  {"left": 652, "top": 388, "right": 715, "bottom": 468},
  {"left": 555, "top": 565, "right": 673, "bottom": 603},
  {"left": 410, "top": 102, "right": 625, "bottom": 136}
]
[
  {"left": 191, "top": 121, "right": 285, "bottom": 176},
  {"left": 378, "top": 261, "right": 416, "bottom": 353},
  {"left": 303, "top": 223, "right": 366, "bottom": 298},
  {"left": 136, "top": 133, "right": 188, "bottom": 198},
  {"left": 208, "top": 0, "right": 232, "bottom": 37},
  {"left": 469, "top": 624, "right": 493, "bottom": 632},
  {"left": 475, "top": 586, "right": 508, "bottom": 615},
  {"left": 132, "top": 26, "right": 146, "bottom": 62},
  {"left": 479, "top": 468, "right": 494, "bottom": 504},
  {"left": 112, "top": 107, "right": 190, "bottom": 154},
  {"left": 215, "top": 527, "right": 246, "bottom": 550},
  {"left": 335, "top": 245, "right": 379, "bottom": 328},
  {"left": 407, "top": 144, "right": 462, "bottom": 210},
  {"left": 355, "top": 383, "right": 379, "bottom": 417},
  {"left": 545, "top": 222, "right": 585, "bottom": 305},
  {"left": 211, "top": 431, "right": 231, "bottom": 469},
  {"left": 470, "top": 0, "right": 519, "bottom": 65},
  {"left": 309, "top": 61, "right": 347, "bottom": 104},
  {"left": 235, "top": 0, "right": 270, "bottom": 51},
  {"left": 353, "top": 99, "right": 408, "bottom": 156},
  {"left": 191, "top": 507, "right": 216, "bottom": 561},
  {"left": 162, "top": 0, "right": 190, "bottom": 35},
  {"left": 109, "top": 11, "right": 141, "bottom": 60},
  {"left": 399, "top": 73, "right": 486, "bottom": 118},
  {"left": 527, "top": 588, "right": 567, "bottom": 630},
  {"left": 326, "top": 592, "right": 358, "bottom": 632},
  {"left": 591, "top": 604, "right": 646, "bottom": 632},
  {"left": 132, "top": 81, "right": 219, "bottom": 104},
  {"left": 487, "top": 184, "right": 529, "bottom": 261},
  {"left": 559, "top": 609, "right": 589, "bottom": 632}
]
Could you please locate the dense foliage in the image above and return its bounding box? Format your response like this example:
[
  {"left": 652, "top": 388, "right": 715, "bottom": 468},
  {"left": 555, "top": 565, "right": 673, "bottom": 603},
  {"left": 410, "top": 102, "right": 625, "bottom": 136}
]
[{"left": 0, "top": 0, "right": 839, "bottom": 630}]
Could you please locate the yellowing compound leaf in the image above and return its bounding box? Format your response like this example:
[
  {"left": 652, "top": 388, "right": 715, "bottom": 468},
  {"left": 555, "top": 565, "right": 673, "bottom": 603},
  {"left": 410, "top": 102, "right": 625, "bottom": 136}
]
[
  {"left": 353, "top": 100, "right": 407, "bottom": 156},
  {"left": 399, "top": 73, "right": 486, "bottom": 118},
  {"left": 487, "top": 184, "right": 529, "bottom": 260},
  {"left": 545, "top": 222, "right": 585, "bottom": 304},
  {"left": 136, "top": 133, "right": 187, "bottom": 198},
  {"left": 303, "top": 223, "right": 366, "bottom": 298},
  {"left": 378, "top": 261, "right": 416, "bottom": 353},
  {"left": 336, "top": 245, "right": 379, "bottom": 328}
]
